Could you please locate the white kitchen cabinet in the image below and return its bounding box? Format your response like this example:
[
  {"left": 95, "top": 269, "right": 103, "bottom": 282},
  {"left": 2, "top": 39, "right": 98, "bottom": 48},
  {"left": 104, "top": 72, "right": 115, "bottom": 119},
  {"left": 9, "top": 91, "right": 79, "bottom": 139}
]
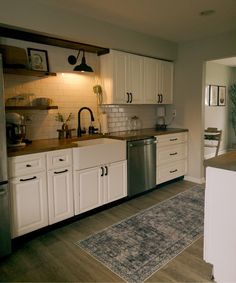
[
  {"left": 100, "top": 49, "right": 173, "bottom": 105},
  {"left": 73, "top": 160, "right": 127, "bottom": 215},
  {"left": 8, "top": 153, "right": 48, "bottom": 238},
  {"left": 9, "top": 149, "right": 74, "bottom": 237},
  {"left": 46, "top": 148, "right": 72, "bottom": 170},
  {"left": 126, "top": 53, "right": 143, "bottom": 104},
  {"left": 74, "top": 167, "right": 102, "bottom": 214},
  {"left": 10, "top": 171, "right": 48, "bottom": 238},
  {"left": 143, "top": 57, "right": 159, "bottom": 104},
  {"left": 143, "top": 57, "right": 173, "bottom": 104},
  {"left": 156, "top": 132, "right": 188, "bottom": 184},
  {"left": 8, "top": 152, "right": 46, "bottom": 178},
  {"left": 104, "top": 161, "right": 127, "bottom": 203},
  {"left": 158, "top": 60, "right": 173, "bottom": 104},
  {"left": 47, "top": 167, "right": 73, "bottom": 224},
  {"left": 46, "top": 149, "right": 73, "bottom": 224},
  {"left": 100, "top": 50, "right": 143, "bottom": 104},
  {"left": 100, "top": 50, "right": 126, "bottom": 104}
]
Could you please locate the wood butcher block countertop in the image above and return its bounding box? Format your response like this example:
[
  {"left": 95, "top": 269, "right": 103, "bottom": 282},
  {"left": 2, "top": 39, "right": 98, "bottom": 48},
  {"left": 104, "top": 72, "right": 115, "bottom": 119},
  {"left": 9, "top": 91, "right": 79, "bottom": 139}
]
[
  {"left": 204, "top": 150, "right": 236, "bottom": 172},
  {"left": 7, "top": 127, "right": 188, "bottom": 157}
]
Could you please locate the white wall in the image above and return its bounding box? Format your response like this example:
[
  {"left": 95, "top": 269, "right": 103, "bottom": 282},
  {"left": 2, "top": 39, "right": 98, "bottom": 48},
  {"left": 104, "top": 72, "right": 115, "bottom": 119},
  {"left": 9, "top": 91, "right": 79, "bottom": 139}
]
[
  {"left": 173, "top": 31, "right": 236, "bottom": 183},
  {"left": 204, "top": 62, "right": 235, "bottom": 158},
  {"left": 0, "top": 0, "right": 177, "bottom": 61}
]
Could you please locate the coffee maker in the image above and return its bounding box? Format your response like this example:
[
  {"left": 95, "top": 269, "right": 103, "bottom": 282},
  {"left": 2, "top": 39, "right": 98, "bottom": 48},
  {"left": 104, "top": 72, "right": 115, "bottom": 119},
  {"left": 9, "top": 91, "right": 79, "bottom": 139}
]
[{"left": 6, "top": 113, "right": 26, "bottom": 147}]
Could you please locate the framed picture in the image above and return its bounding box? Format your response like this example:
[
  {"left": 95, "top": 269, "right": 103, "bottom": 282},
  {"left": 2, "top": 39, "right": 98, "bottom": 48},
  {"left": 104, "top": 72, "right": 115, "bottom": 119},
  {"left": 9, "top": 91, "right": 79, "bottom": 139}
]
[
  {"left": 27, "top": 48, "right": 49, "bottom": 72},
  {"left": 205, "top": 85, "right": 210, "bottom": 105},
  {"left": 218, "top": 86, "right": 226, "bottom": 106},
  {"left": 209, "top": 85, "right": 218, "bottom": 106}
]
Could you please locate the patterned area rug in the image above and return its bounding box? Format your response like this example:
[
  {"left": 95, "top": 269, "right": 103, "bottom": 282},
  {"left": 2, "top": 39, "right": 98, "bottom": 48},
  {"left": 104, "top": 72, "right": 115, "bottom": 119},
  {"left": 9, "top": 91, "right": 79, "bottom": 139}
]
[{"left": 75, "top": 185, "right": 204, "bottom": 282}]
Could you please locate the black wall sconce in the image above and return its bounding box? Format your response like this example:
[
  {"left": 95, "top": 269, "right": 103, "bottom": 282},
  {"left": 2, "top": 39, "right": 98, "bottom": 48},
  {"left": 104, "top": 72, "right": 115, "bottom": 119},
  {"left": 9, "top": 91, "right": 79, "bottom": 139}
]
[{"left": 68, "top": 49, "right": 93, "bottom": 72}]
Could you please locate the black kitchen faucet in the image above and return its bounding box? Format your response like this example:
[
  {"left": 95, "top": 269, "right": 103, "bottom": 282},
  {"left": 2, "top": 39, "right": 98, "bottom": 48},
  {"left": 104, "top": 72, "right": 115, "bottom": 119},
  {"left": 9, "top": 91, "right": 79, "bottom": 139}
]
[{"left": 77, "top": 107, "right": 95, "bottom": 137}]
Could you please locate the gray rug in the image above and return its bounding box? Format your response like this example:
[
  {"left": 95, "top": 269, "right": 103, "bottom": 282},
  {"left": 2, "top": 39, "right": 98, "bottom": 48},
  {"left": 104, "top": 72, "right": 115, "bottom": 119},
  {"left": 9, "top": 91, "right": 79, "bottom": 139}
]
[{"left": 75, "top": 185, "right": 204, "bottom": 282}]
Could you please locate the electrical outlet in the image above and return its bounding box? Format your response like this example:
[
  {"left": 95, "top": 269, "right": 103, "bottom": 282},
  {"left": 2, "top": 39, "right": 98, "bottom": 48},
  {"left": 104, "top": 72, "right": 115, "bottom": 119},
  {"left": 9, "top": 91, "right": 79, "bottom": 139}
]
[{"left": 172, "top": 109, "right": 177, "bottom": 117}]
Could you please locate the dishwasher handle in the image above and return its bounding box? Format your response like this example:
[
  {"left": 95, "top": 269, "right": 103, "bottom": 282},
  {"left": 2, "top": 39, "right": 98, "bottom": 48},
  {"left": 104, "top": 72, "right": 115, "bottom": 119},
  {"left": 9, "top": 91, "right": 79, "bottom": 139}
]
[{"left": 128, "top": 138, "right": 157, "bottom": 147}]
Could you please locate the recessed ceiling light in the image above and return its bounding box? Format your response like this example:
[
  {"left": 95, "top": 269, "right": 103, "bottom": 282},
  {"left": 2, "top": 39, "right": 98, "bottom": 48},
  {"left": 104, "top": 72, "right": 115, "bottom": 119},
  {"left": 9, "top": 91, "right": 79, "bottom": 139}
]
[{"left": 199, "top": 9, "right": 216, "bottom": 16}]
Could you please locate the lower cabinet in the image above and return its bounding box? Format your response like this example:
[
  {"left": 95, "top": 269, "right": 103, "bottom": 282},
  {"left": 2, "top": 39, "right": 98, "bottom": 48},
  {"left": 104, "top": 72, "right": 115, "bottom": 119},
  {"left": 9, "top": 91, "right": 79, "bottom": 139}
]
[
  {"left": 105, "top": 161, "right": 127, "bottom": 203},
  {"left": 10, "top": 172, "right": 48, "bottom": 238},
  {"left": 74, "top": 160, "right": 127, "bottom": 215},
  {"left": 47, "top": 167, "right": 73, "bottom": 225},
  {"left": 156, "top": 132, "right": 188, "bottom": 184}
]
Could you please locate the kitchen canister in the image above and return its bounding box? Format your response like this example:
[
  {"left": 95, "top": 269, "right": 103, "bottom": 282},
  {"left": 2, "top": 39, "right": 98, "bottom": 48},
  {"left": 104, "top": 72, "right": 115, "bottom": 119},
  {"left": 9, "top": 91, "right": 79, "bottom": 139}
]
[
  {"left": 100, "top": 113, "right": 109, "bottom": 134},
  {"left": 130, "top": 116, "right": 141, "bottom": 130}
]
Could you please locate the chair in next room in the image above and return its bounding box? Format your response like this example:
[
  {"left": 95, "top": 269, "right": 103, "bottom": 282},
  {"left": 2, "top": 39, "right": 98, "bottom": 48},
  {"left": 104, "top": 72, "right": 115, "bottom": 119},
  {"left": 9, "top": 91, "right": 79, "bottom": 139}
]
[{"left": 204, "top": 127, "right": 222, "bottom": 157}]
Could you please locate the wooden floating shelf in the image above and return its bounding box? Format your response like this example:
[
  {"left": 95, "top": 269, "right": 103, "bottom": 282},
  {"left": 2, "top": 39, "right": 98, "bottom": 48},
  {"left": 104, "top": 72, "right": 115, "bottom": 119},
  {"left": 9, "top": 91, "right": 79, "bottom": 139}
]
[
  {"left": 5, "top": 106, "right": 58, "bottom": 110},
  {"left": 4, "top": 68, "right": 57, "bottom": 77}
]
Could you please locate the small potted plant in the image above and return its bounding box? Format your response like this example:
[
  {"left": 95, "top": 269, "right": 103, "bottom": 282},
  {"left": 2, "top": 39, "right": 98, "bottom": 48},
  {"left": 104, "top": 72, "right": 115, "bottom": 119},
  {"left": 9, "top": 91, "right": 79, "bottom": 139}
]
[{"left": 55, "top": 112, "right": 73, "bottom": 130}]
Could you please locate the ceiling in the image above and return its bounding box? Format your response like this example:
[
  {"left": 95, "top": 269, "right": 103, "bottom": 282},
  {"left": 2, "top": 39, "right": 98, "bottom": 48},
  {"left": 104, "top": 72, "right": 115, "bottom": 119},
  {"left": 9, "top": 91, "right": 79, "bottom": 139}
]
[
  {"left": 212, "top": 57, "right": 236, "bottom": 67},
  {"left": 41, "top": 0, "right": 236, "bottom": 43}
]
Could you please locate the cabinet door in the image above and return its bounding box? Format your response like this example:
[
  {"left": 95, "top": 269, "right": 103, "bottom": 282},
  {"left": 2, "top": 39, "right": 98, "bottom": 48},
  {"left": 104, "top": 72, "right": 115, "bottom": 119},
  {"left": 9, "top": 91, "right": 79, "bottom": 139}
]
[
  {"left": 47, "top": 168, "right": 74, "bottom": 224},
  {"left": 100, "top": 50, "right": 143, "bottom": 104},
  {"left": 113, "top": 50, "right": 127, "bottom": 104},
  {"left": 73, "top": 167, "right": 102, "bottom": 215},
  {"left": 158, "top": 61, "right": 173, "bottom": 104},
  {"left": 143, "top": 57, "right": 158, "bottom": 104},
  {"left": 105, "top": 161, "right": 127, "bottom": 203},
  {"left": 126, "top": 54, "right": 143, "bottom": 104},
  {"left": 10, "top": 172, "right": 48, "bottom": 238}
]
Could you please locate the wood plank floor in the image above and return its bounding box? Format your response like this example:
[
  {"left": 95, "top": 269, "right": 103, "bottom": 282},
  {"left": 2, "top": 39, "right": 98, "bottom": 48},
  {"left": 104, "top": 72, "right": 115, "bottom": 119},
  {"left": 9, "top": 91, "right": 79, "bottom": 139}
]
[{"left": 0, "top": 180, "right": 213, "bottom": 282}]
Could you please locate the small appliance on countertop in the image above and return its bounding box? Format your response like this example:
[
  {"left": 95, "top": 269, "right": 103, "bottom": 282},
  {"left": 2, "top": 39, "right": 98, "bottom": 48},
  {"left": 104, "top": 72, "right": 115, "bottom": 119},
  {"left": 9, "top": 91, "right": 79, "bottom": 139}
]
[{"left": 6, "top": 112, "right": 26, "bottom": 147}]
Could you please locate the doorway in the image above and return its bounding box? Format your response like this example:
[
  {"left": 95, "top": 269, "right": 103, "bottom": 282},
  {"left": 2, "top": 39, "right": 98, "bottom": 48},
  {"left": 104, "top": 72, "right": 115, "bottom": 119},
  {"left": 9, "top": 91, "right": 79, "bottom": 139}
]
[{"left": 204, "top": 57, "right": 236, "bottom": 159}]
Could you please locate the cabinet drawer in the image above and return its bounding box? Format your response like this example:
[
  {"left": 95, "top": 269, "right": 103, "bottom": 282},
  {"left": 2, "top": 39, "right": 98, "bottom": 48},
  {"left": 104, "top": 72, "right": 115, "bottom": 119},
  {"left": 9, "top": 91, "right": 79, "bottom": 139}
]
[
  {"left": 47, "top": 149, "right": 72, "bottom": 170},
  {"left": 8, "top": 153, "right": 46, "bottom": 178},
  {"left": 157, "top": 159, "right": 187, "bottom": 185},
  {"left": 156, "top": 132, "right": 187, "bottom": 147},
  {"left": 157, "top": 144, "right": 187, "bottom": 165}
]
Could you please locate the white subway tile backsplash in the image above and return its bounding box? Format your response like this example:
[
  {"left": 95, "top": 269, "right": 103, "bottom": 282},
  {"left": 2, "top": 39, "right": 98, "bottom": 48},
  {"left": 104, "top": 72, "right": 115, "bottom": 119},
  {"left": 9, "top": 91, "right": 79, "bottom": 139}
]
[{"left": 5, "top": 73, "right": 159, "bottom": 139}]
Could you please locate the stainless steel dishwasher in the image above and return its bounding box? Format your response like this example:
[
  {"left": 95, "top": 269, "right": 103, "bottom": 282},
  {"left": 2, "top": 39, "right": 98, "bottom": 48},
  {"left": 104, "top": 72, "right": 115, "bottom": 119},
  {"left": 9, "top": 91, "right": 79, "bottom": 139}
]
[{"left": 127, "top": 137, "right": 156, "bottom": 197}]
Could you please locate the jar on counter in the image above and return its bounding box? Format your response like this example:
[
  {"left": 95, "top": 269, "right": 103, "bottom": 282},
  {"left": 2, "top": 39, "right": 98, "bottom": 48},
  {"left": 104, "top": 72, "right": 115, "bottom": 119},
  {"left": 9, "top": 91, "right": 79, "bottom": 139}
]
[{"left": 130, "top": 116, "right": 142, "bottom": 130}]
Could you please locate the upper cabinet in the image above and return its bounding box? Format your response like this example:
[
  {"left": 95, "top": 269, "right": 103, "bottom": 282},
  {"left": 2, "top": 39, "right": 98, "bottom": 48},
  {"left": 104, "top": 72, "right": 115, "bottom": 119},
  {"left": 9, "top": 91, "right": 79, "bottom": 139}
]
[
  {"left": 143, "top": 57, "right": 173, "bottom": 104},
  {"left": 100, "top": 49, "right": 174, "bottom": 105},
  {"left": 158, "top": 60, "right": 173, "bottom": 104},
  {"left": 100, "top": 50, "right": 143, "bottom": 104}
]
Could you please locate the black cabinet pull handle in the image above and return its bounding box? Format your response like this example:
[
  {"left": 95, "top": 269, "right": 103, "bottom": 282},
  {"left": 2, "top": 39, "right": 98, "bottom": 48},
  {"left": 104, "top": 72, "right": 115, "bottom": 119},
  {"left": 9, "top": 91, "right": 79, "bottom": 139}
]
[
  {"left": 105, "top": 166, "right": 108, "bottom": 176},
  {"left": 170, "top": 138, "right": 178, "bottom": 141},
  {"left": 160, "top": 94, "right": 163, "bottom": 103},
  {"left": 26, "top": 164, "right": 32, "bottom": 167},
  {"left": 130, "top": 92, "right": 133, "bottom": 103},
  {"left": 54, "top": 169, "right": 68, "bottom": 174},
  {"left": 59, "top": 158, "right": 64, "bottom": 161},
  {"left": 169, "top": 152, "right": 178, "bottom": 156},
  {"left": 170, "top": 169, "right": 178, "bottom": 173},
  {"left": 101, "top": 167, "right": 104, "bottom": 177},
  {"left": 157, "top": 94, "right": 161, "bottom": 103},
  {"left": 126, "top": 92, "right": 129, "bottom": 103},
  {"left": 20, "top": 176, "right": 37, "bottom": 182}
]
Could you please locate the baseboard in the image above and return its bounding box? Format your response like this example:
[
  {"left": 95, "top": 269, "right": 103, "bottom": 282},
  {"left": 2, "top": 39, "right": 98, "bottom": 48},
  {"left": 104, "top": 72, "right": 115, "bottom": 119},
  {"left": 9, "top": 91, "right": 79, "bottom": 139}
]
[{"left": 184, "top": 175, "right": 205, "bottom": 184}]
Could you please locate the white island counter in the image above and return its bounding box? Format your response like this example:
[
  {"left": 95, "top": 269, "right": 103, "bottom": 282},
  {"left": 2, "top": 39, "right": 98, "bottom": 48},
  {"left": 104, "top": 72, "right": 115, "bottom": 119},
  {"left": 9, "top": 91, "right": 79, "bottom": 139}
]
[{"left": 204, "top": 151, "right": 236, "bottom": 283}]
